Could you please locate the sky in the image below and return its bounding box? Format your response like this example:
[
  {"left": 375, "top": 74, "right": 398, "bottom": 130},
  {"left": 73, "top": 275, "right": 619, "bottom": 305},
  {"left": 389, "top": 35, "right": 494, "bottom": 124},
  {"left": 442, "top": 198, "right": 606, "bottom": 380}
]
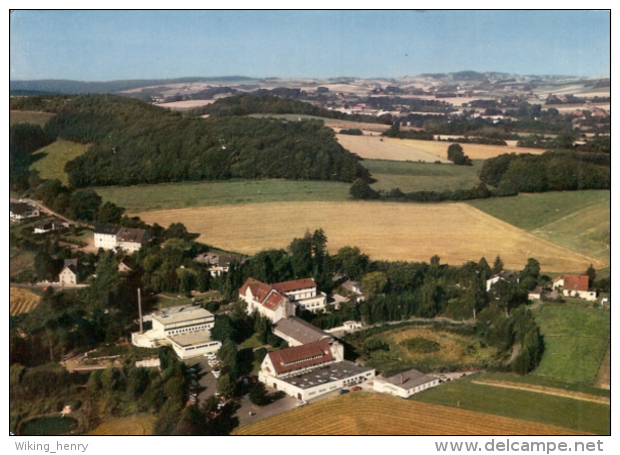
[{"left": 9, "top": 10, "right": 611, "bottom": 81}]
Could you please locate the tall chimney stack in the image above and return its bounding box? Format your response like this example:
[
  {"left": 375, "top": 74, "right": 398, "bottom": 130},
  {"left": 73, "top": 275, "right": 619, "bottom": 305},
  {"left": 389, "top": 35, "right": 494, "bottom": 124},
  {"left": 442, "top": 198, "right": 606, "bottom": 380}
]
[{"left": 138, "top": 288, "right": 143, "bottom": 334}]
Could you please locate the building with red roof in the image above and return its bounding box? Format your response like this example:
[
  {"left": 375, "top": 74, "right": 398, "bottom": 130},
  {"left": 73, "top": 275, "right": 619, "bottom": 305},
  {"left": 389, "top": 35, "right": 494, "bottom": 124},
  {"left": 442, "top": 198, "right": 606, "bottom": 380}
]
[
  {"left": 239, "top": 278, "right": 295, "bottom": 323},
  {"left": 553, "top": 274, "right": 597, "bottom": 301},
  {"left": 258, "top": 339, "right": 375, "bottom": 401}
]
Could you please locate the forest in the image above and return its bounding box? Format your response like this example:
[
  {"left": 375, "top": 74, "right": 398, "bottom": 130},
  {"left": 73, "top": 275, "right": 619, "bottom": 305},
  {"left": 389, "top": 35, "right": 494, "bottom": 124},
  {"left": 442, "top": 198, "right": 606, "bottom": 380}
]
[{"left": 10, "top": 95, "right": 372, "bottom": 188}]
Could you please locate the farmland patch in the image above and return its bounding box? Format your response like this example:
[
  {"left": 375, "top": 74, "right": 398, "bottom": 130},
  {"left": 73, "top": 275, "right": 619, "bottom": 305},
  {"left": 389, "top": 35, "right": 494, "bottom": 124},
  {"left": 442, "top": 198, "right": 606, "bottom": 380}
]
[
  {"left": 30, "top": 140, "right": 90, "bottom": 185},
  {"left": 10, "top": 287, "right": 41, "bottom": 316},
  {"left": 134, "top": 201, "right": 605, "bottom": 272},
  {"left": 10, "top": 110, "right": 55, "bottom": 126},
  {"left": 233, "top": 393, "right": 586, "bottom": 435}
]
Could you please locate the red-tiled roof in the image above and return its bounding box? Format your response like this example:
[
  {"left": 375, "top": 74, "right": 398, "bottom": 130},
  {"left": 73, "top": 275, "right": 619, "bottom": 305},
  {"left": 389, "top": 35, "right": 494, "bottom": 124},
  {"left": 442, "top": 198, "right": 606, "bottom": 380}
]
[
  {"left": 267, "top": 340, "right": 333, "bottom": 375},
  {"left": 272, "top": 278, "right": 317, "bottom": 294},
  {"left": 562, "top": 274, "right": 589, "bottom": 292},
  {"left": 239, "top": 278, "right": 287, "bottom": 311},
  {"left": 263, "top": 291, "right": 285, "bottom": 311}
]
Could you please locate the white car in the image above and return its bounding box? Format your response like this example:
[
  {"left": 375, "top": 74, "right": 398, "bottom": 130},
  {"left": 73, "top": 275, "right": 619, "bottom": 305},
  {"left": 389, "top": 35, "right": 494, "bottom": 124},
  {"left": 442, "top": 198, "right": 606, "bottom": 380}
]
[{"left": 295, "top": 401, "right": 308, "bottom": 407}]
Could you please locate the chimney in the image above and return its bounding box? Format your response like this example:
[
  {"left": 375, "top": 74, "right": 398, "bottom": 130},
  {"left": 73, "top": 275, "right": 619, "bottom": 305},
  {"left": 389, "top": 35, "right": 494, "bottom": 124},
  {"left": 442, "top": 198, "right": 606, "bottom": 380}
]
[
  {"left": 400, "top": 374, "right": 404, "bottom": 385},
  {"left": 138, "top": 288, "right": 144, "bottom": 334}
]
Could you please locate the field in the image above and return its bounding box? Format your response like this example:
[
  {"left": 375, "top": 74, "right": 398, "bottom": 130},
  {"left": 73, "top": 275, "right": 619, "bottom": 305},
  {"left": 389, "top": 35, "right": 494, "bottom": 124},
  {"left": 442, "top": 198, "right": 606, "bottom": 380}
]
[
  {"left": 232, "top": 393, "right": 586, "bottom": 435},
  {"left": 135, "top": 201, "right": 604, "bottom": 272},
  {"left": 469, "top": 191, "right": 610, "bottom": 267},
  {"left": 345, "top": 323, "right": 498, "bottom": 375},
  {"left": 531, "top": 304, "right": 610, "bottom": 384},
  {"left": 593, "top": 343, "right": 610, "bottom": 390},
  {"left": 337, "top": 134, "right": 544, "bottom": 162},
  {"left": 10, "top": 287, "right": 41, "bottom": 316},
  {"left": 362, "top": 159, "right": 483, "bottom": 193},
  {"left": 30, "top": 140, "right": 91, "bottom": 185},
  {"left": 10, "top": 248, "right": 36, "bottom": 278},
  {"left": 95, "top": 179, "right": 351, "bottom": 213},
  {"left": 10, "top": 110, "right": 55, "bottom": 126},
  {"left": 87, "top": 415, "right": 155, "bottom": 435},
  {"left": 413, "top": 375, "right": 609, "bottom": 435},
  {"left": 249, "top": 113, "right": 391, "bottom": 134}
]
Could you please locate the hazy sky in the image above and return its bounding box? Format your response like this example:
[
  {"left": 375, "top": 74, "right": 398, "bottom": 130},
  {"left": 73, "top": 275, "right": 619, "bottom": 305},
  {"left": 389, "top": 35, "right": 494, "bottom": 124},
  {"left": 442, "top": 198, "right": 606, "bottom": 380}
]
[{"left": 10, "top": 10, "right": 610, "bottom": 81}]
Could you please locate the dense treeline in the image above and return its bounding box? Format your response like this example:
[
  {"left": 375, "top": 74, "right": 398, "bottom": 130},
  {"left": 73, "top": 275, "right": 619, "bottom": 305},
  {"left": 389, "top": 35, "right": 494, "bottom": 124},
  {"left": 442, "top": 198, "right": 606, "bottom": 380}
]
[
  {"left": 190, "top": 94, "right": 392, "bottom": 124},
  {"left": 10, "top": 123, "right": 53, "bottom": 191},
  {"left": 11, "top": 94, "right": 371, "bottom": 187},
  {"left": 479, "top": 152, "right": 611, "bottom": 193}
]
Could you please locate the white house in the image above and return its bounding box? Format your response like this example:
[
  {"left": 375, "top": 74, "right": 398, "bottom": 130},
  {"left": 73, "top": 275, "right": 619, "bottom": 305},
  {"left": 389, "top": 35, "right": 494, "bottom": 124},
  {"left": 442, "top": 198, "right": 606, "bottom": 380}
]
[
  {"left": 239, "top": 278, "right": 295, "bottom": 323},
  {"left": 486, "top": 271, "right": 519, "bottom": 292},
  {"left": 553, "top": 274, "right": 597, "bottom": 301},
  {"left": 94, "top": 224, "right": 150, "bottom": 253},
  {"left": 10, "top": 202, "right": 40, "bottom": 221},
  {"left": 94, "top": 224, "right": 120, "bottom": 250},
  {"left": 34, "top": 220, "right": 67, "bottom": 234},
  {"left": 132, "top": 305, "right": 221, "bottom": 359},
  {"left": 373, "top": 369, "right": 440, "bottom": 398},
  {"left": 116, "top": 227, "right": 151, "bottom": 253},
  {"left": 258, "top": 339, "right": 374, "bottom": 401},
  {"left": 58, "top": 266, "right": 78, "bottom": 286}
]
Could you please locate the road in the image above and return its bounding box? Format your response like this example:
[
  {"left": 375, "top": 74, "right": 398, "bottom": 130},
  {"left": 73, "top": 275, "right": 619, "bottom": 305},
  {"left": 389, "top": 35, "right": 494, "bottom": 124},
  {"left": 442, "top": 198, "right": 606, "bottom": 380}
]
[{"left": 10, "top": 197, "right": 90, "bottom": 228}]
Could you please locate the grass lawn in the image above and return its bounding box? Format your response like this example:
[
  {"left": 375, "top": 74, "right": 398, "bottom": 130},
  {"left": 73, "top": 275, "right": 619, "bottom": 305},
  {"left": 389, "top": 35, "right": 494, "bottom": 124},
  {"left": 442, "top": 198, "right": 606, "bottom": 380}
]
[
  {"left": 10, "top": 110, "right": 55, "bottom": 126},
  {"left": 413, "top": 375, "right": 609, "bottom": 435},
  {"left": 30, "top": 140, "right": 90, "bottom": 185},
  {"left": 363, "top": 159, "right": 483, "bottom": 193},
  {"left": 531, "top": 303, "right": 610, "bottom": 384},
  {"left": 468, "top": 190, "right": 610, "bottom": 268},
  {"left": 155, "top": 293, "right": 193, "bottom": 309},
  {"left": 467, "top": 190, "right": 610, "bottom": 231},
  {"left": 95, "top": 179, "right": 351, "bottom": 213}
]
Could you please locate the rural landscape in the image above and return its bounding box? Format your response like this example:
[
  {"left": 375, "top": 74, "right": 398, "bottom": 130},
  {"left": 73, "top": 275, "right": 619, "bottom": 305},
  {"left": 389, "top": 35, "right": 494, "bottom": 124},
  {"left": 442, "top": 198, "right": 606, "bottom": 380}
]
[{"left": 9, "top": 10, "right": 610, "bottom": 440}]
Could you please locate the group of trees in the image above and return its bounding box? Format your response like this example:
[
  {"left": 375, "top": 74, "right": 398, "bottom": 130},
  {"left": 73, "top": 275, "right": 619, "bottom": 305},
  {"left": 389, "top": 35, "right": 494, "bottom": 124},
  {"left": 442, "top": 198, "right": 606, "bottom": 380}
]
[
  {"left": 479, "top": 152, "right": 611, "bottom": 193},
  {"left": 447, "top": 143, "right": 472, "bottom": 166}
]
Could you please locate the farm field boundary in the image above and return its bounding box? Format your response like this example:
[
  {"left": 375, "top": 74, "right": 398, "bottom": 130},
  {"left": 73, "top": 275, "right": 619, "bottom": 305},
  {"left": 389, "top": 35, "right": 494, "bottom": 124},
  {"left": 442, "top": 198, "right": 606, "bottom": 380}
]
[
  {"left": 233, "top": 393, "right": 586, "bottom": 435},
  {"left": 337, "top": 134, "right": 544, "bottom": 162},
  {"left": 134, "top": 201, "right": 605, "bottom": 273},
  {"left": 471, "top": 379, "right": 609, "bottom": 405},
  {"left": 10, "top": 287, "right": 41, "bottom": 316}
]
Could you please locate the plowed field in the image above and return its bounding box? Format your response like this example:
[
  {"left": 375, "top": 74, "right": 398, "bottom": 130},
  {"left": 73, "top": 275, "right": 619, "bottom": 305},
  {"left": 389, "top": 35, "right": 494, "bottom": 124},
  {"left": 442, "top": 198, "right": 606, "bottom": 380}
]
[{"left": 10, "top": 288, "right": 41, "bottom": 316}]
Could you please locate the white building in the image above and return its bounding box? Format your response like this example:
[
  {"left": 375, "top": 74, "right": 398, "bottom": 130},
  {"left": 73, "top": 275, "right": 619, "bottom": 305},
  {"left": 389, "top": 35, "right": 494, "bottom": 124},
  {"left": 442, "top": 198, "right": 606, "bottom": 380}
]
[
  {"left": 58, "top": 266, "right": 78, "bottom": 286},
  {"left": 553, "top": 274, "right": 597, "bottom": 301},
  {"left": 273, "top": 278, "right": 328, "bottom": 313},
  {"left": 132, "top": 305, "right": 221, "bottom": 359},
  {"left": 239, "top": 278, "right": 295, "bottom": 323},
  {"left": 258, "top": 339, "right": 374, "bottom": 401},
  {"left": 94, "top": 224, "right": 150, "bottom": 252},
  {"left": 373, "top": 369, "right": 440, "bottom": 398},
  {"left": 10, "top": 202, "right": 40, "bottom": 221}
]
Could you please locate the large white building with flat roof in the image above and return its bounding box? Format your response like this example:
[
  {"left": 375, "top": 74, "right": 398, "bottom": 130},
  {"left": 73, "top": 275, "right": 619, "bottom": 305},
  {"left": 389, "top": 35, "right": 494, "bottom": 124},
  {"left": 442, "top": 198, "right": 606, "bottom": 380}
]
[{"left": 132, "top": 305, "right": 221, "bottom": 359}]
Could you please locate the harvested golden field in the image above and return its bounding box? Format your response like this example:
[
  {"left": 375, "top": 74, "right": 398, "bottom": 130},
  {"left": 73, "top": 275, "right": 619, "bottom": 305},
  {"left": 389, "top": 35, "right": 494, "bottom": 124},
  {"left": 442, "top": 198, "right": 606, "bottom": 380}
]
[
  {"left": 88, "top": 415, "right": 155, "bottom": 435},
  {"left": 135, "top": 201, "right": 603, "bottom": 272},
  {"left": 10, "top": 288, "right": 41, "bottom": 316},
  {"left": 338, "top": 134, "right": 544, "bottom": 161},
  {"left": 155, "top": 99, "right": 216, "bottom": 110},
  {"left": 233, "top": 393, "right": 585, "bottom": 435}
]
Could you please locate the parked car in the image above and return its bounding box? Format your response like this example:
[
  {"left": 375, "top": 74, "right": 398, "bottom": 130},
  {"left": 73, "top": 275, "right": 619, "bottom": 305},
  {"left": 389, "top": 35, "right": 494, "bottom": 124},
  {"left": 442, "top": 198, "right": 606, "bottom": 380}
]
[
  {"left": 351, "top": 386, "right": 362, "bottom": 391},
  {"left": 339, "top": 389, "right": 350, "bottom": 395},
  {"left": 295, "top": 401, "right": 308, "bottom": 407}
]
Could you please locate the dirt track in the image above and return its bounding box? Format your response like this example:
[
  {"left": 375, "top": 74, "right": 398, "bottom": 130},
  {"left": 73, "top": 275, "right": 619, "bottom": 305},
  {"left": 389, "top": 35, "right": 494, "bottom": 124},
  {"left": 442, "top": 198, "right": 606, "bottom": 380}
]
[{"left": 472, "top": 379, "right": 610, "bottom": 405}]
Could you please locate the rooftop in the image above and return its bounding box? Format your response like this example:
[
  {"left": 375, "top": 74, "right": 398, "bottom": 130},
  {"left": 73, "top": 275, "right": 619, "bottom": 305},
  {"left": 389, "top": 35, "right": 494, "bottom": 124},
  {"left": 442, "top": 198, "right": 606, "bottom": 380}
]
[
  {"left": 378, "top": 369, "right": 437, "bottom": 390},
  {"left": 94, "top": 223, "right": 119, "bottom": 235},
  {"left": 116, "top": 227, "right": 150, "bottom": 244},
  {"left": 152, "top": 305, "right": 214, "bottom": 326},
  {"left": 267, "top": 339, "right": 333, "bottom": 375},
  {"left": 274, "top": 316, "right": 332, "bottom": 345},
  {"left": 562, "top": 274, "right": 590, "bottom": 292},
  {"left": 272, "top": 278, "right": 317, "bottom": 294},
  {"left": 168, "top": 330, "right": 214, "bottom": 347},
  {"left": 280, "top": 360, "right": 372, "bottom": 390}
]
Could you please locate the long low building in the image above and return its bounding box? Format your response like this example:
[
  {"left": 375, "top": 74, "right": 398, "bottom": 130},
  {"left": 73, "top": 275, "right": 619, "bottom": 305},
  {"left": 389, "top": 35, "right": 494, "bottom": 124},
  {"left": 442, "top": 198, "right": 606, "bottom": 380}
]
[
  {"left": 258, "top": 339, "right": 375, "bottom": 401},
  {"left": 273, "top": 316, "right": 333, "bottom": 347},
  {"left": 132, "top": 305, "right": 221, "bottom": 359},
  {"left": 373, "top": 368, "right": 440, "bottom": 398}
]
